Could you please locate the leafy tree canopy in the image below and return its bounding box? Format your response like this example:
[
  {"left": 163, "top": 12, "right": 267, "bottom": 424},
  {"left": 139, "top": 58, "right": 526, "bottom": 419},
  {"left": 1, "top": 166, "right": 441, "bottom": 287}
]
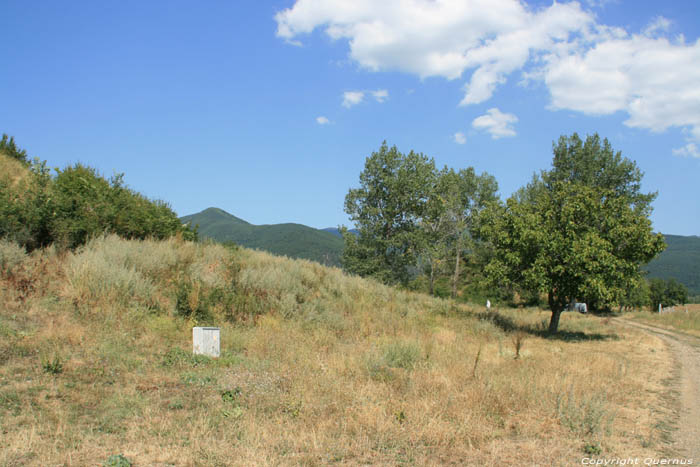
[
  {"left": 478, "top": 133, "right": 665, "bottom": 333},
  {"left": 342, "top": 142, "right": 435, "bottom": 285}
]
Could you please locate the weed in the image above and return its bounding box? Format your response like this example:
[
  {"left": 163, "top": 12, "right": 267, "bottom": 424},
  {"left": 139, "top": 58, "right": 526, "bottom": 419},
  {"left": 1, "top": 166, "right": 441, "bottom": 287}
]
[
  {"left": 221, "top": 387, "right": 242, "bottom": 404},
  {"left": 161, "top": 347, "right": 190, "bottom": 367},
  {"left": 42, "top": 354, "right": 64, "bottom": 375},
  {"left": 181, "top": 372, "right": 217, "bottom": 386},
  {"left": 0, "top": 390, "right": 21, "bottom": 415},
  {"left": 281, "top": 399, "right": 302, "bottom": 418},
  {"left": 557, "top": 388, "right": 614, "bottom": 437},
  {"left": 584, "top": 442, "right": 602, "bottom": 455},
  {"left": 221, "top": 387, "right": 244, "bottom": 419},
  {"left": 511, "top": 330, "right": 527, "bottom": 359},
  {"left": 103, "top": 453, "right": 132, "bottom": 467},
  {"left": 175, "top": 278, "right": 212, "bottom": 322},
  {"left": 472, "top": 345, "right": 482, "bottom": 378},
  {"left": 364, "top": 355, "right": 395, "bottom": 382},
  {"left": 168, "top": 400, "right": 185, "bottom": 410},
  {"left": 162, "top": 347, "right": 215, "bottom": 368}
]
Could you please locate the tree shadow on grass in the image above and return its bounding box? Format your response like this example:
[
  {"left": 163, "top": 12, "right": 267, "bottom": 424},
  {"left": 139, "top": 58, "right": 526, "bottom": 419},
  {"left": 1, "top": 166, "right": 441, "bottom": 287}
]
[{"left": 474, "top": 310, "right": 619, "bottom": 342}]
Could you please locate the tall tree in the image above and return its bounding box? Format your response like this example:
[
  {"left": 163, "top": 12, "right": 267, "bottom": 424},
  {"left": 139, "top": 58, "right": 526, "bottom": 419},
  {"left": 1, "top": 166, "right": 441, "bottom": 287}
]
[
  {"left": 342, "top": 142, "right": 436, "bottom": 285},
  {"left": 434, "top": 167, "right": 498, "bottom": 298},
  {"left": 478, "top": 134, "right": 665, "bottom": 333}
]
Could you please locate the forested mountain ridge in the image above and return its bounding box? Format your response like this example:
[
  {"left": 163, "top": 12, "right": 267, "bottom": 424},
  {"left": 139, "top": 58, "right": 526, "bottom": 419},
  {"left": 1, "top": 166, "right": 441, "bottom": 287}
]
[
  {"left": 180, "top": 207, "right": 344, "bottom": 266},
  {"left": 645, "top": 234, "right": 700, "bottom": 295}
]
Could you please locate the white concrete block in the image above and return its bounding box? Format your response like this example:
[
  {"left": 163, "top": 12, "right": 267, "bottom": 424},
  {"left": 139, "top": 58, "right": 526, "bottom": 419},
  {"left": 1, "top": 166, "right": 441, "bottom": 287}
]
[{"left": 193, "top": 327, "right": 220, "bottom": 358}]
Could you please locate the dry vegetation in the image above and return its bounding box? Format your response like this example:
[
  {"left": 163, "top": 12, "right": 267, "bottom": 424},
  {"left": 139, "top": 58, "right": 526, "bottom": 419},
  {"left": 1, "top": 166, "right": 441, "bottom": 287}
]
[
  {"left": 0, "top": 235, "right": 677, "bottom": 465},
  {"left": 624, "top": 304, "right": 700, "bottom": 337}
]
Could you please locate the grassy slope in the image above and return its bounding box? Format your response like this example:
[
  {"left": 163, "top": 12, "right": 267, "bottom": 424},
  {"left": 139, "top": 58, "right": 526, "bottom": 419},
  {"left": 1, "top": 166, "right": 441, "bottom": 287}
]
[
  {"left": 645, "top": 234, "right": 700, "bottom": 295},
  {"left": 181, "top": 207, "right": 344, "bottom": 267},
  {"left": 0, "top": 236, "right": 676, "bottom": 465},
  {"left": 0, "top": 152, "right": 32, "bottom": 191}
]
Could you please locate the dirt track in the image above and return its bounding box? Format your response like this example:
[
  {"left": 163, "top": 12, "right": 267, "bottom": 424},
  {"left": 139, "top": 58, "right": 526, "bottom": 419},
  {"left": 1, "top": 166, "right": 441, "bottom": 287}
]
[{"left": 614, "top": 318, "right": 700, "bottom": 460}]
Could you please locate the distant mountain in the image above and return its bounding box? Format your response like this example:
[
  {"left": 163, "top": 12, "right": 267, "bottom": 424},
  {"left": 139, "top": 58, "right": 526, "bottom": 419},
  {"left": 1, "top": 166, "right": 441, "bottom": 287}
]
[
  {"left": 322, "top": 227, "right": 359, "bottom": 238},
  {"left": 645, "top": 234, "right": 700, "bottom": 295},
  {"left": 181, "top": 208, "right": 344, "bottom": 266}
]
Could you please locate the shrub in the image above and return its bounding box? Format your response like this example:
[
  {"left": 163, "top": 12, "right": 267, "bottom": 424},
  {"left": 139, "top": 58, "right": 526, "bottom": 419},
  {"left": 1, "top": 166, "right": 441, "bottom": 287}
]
[
  {"left": 175, "top": 279, "right": 213, "bottom": 322},
  {"left": 556, "top": 388, "right": 614, "bottom": 437},
  {"left": 1, "top": 134, "right": 196, "bottom": 250},
  {"left": 64, "top": 243, "right": 156, "bottom": 309},
  {"left": 383, "top": 340, "right": 422, "bottom": 369},
  {"left": 364, "top": 339, "right": 423, "bottom": 381}
]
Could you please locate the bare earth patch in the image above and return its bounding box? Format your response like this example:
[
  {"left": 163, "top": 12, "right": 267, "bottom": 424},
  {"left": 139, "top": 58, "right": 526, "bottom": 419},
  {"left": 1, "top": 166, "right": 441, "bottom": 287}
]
[{"left": 614, "top": 318, "right": 700, "bottom": 460}]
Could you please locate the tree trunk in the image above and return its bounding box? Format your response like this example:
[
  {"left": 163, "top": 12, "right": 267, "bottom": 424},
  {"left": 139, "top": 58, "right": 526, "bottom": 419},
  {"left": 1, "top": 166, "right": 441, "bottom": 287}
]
[
  {"left": 429, "top": 259, "right": 435, "bottom": 296},
  {"left": 452, "top": 243, "right": 461, "bottom": 299},
  {"left": 548, "top": 309, "right": 562, "bottom": 334},
  {"left": 547, "top": 290, "right": 562, "bottom": 334}
]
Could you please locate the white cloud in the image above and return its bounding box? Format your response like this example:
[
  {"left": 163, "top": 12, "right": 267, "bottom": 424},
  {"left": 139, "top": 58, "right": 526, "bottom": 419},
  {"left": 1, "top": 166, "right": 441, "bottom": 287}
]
[
  {"left": 372, "top": 89, "right": 388, "bottom": 102},
  {"left": 472, "top": 108, "right": 518, "bottom": 139},
  {"left": 342, "top": 90, "right": 364, "bottom": 108},
  {"left": 673, "top": 143, "right": 700, "bottom": 159},
  {"left": 342, "top": 89, "right": 388, "bottom": 107},
  {"left": 276, "top": 1, "right": 700, "bottom": 144},
  {"left": 276, "top": 0, "right": 594, "bottom": 106},
  {"left": 316, "top": 116, "right": 331, "bottom": 125},
  {"left": 644, "top": 16, "right": 671, "bottom": 37},
  {"left": 543, "top": 33, "right": 700, "bottom": 139},
  {"left": 453, "top": 132, "right": 466, "bottom": 144}
]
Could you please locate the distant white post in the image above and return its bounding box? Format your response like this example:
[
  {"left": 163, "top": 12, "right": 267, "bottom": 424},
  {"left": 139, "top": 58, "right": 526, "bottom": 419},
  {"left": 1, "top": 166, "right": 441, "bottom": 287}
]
[
  {"left": 193, "top": 327, "right": 220, "bottom": 357},
  {"left": 486, "top": 299, "right": 491, "bottom": 310}
]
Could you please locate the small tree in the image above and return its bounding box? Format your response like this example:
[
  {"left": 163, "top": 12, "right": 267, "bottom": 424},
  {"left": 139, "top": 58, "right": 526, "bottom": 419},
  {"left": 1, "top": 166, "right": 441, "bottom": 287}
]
[{"left": 649, "top": 278, "right": 688, "bottom": 309}]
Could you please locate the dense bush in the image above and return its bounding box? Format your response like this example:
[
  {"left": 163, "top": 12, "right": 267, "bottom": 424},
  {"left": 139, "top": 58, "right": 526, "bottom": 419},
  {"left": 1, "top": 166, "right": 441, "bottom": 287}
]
[
  {"left": 649, "top": 278, "right": 688, "bottom": 308},
  {"left": 0, "top": 135, "right": 196, "bottom": 250}
]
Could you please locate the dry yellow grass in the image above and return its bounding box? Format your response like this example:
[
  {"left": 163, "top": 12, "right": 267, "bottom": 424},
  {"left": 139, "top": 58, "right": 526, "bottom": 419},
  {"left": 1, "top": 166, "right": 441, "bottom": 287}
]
[
  {"left": 624, "top": 304, "right": 700, "bottom": 337},
  {"left": 0, "top": 152, "right": 32, "bottom": 189},
  {"left": 0, "top": 235, "right": 677, "bottom": 465}
]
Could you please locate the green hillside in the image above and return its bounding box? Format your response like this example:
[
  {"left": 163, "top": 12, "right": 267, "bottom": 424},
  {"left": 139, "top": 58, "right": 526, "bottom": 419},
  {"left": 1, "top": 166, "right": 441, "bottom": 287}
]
[
  {"left": 181, "top": 207, "right": 344, "bottom": 266},
  {"left": 645, "top": 234, "right": 700, "bottom": 295}
]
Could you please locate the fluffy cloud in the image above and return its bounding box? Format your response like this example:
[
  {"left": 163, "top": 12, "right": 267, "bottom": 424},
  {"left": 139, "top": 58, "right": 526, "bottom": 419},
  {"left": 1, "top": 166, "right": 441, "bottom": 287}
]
[
  {"left": 453, "top": 132, "right": 466, "bottom": 144},
  {"left": 672, "top": 143, "right": 700, "bottom": 159},
  {"left": 276, "top": 1, "right": 700, "bottom": 142},
  {"left": 342, "top": 91, "right": 365, "bottom": 108},
  {"left": 276, "top": 0, "right": 593, "bottom": 105},
  {"left": 316, "top": 116, "right": 330, "bottom": 125},
  {"left": 472, "top": 108, "right": 518, "bottom": 139},
  {"left": 543, "top": 31, "right": 700, "bottom": 139}
]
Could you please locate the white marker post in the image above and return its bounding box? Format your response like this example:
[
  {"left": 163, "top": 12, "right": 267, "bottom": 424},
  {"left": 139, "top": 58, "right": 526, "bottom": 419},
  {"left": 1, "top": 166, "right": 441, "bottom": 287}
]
[{"left": 193, "top": 327, "right": 220, "bottom": 358}]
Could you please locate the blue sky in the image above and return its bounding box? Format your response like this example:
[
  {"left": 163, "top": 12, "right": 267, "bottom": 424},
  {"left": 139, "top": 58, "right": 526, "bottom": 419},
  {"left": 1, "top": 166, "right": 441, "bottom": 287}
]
[{"left": 2, "top": 0, "right": 699, "bottom": 235}]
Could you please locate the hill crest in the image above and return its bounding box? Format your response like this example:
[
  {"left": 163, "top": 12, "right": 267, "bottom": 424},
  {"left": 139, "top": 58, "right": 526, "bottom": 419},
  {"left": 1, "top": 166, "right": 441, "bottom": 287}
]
[{"left": 180, "top": 208, "right": 344, "bottom": 267}]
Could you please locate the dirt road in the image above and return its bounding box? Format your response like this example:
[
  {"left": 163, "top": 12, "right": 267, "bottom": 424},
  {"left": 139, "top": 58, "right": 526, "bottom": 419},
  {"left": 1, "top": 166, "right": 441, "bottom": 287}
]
[{"left": 614, "top": 318, "right": 700, "bottom": 460}]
